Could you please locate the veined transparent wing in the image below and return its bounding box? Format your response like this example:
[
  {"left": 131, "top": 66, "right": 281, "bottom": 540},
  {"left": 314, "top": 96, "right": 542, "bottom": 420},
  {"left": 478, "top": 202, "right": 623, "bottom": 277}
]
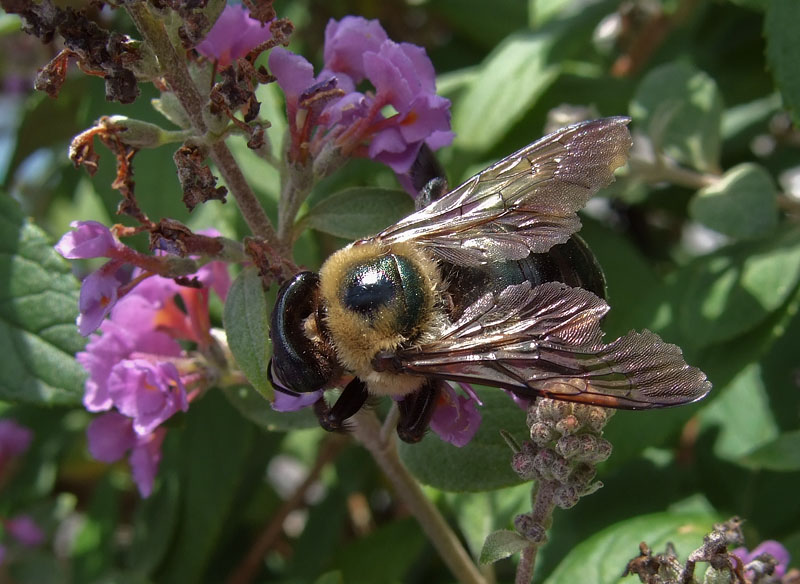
[
  {"left": 374, "top": 282, "right": 711, "bottom": 409},
  {"left": 365, "top": 117, "right": 632, "bottom": 267}
]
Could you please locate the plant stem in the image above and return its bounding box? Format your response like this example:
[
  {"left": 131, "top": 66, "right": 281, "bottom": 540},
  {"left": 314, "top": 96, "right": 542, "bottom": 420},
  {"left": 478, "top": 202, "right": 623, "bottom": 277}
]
[
  {"left": 351, "top": 409, "right": 487, "bottom": 584},
  {"left": 515, "top": 481, "right": 557, "bottom": 584},
  {"left": 125, "top": 2, "right": 283, "bottom": 252},
  {"left": 516, "top": 546, "right": 538, "bottom": 584},
  {"left": 629, "top": 154, "right": 719, "bottom": 190}
]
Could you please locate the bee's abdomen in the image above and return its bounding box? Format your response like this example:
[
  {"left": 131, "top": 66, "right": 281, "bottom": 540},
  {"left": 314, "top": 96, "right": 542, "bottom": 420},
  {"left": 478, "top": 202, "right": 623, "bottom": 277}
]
[{"left": 444, "top": 235, "right": 606, "bottom": 319}]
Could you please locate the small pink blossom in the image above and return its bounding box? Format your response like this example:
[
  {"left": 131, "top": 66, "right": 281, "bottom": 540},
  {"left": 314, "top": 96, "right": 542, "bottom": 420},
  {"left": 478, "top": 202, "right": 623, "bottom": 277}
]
[
  {"left": 55, "top": 221, "right": 119, "bottom": 259},
  {"left": 76, "top": 263, "right": 123, "bottom": 336},
  {"left": 429, "top": 383, "right": 482, "bottom": 447},
  {"left": 271, "top": 389, "right": 323, "bottom": 412},
  {"left": 0, "top": 419, "right": 33, "bottom": 480},
  {"left": 272, "top": 16, "right": 452, "bottom": 175},
  {"left": 86, "top": 412, "right": 166, "bottom": 498},
  {"left": 197, "top": 4, "right": 272, "bottom": 68},
  {"left": 5, "top": 515, "right": 45, "bottom": 547},
  {"left": 108, "top": 360, "right": 188, "bottom": 436},
  {"left": 733, "top": 540, "right": 791, "bottom": 578},
  {"left": 129, "top": 428, "right": 167, "bottom": 498}
]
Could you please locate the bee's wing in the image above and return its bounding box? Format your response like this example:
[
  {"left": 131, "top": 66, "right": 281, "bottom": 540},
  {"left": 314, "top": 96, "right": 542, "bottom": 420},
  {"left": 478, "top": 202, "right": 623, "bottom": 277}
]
[
  {"left": 368, "top": 117, "right": 632, "bottom": 267},
  {"left": 377, "top": 282, "right": 710, "bottom": 409}
]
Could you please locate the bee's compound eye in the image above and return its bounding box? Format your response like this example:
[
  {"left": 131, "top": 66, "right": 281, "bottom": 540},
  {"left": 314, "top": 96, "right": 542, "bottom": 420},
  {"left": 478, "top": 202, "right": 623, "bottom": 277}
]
[{"left": 341, "top": 254, "right": 425, "bottom": 333}]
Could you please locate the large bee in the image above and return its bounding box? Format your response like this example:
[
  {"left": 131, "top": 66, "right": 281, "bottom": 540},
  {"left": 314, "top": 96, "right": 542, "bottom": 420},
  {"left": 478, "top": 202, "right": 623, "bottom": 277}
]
[{"left": 268, "top": 117, "right": 711, "bottom": 443}]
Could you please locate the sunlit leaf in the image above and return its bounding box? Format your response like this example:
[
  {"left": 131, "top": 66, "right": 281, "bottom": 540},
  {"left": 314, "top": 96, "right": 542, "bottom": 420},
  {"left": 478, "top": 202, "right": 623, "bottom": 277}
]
[
  {"left": 223, "top": 266, "right": 273, "bottom": 400},
  {"left": 480, "top": 529, "right": 530, "bottom": 564},
  {"left": 0, "top": 193, "right": 85, "bottom": 405},
  {"left": 676, "top": 228, "right": 800, "bottom": 349},
  {"left": 299, "top": 187, "right": 414, "bottom": 240},
  {"left": 689, "top": 163, "right": 778, "bottom": 239},
  {"left": 740, "top": 430, "right": 800, "bottom": 471},
  {"left": 545, "top": 512, "right": 717, "bottom": 584},
  {"left": 631, "top": 62, "right": 723, "bottom": 173},
  {"left": 452, "top": 32, "right": 560, "bottom": 150}
]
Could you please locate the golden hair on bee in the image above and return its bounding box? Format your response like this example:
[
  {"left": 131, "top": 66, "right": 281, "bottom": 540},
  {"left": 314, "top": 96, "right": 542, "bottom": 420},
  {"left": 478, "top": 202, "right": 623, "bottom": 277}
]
[{"left": 318, "top": 240, "right": 444, "bottom": 396}]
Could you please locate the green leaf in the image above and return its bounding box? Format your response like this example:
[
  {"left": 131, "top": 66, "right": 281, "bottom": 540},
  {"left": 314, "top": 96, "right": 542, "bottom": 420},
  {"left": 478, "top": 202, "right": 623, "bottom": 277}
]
[
  {"left": 689, "top": 163, "right": 778, "bottom": 240},
  {"left": 765, "top": 0, "right": 800, "bottom": 126},
  {"left": 676, "top": 228, "right": 800, "bottom": 349},
  {"left": 480, "top": 529, "right": 530, "bottom": 564},
  {"left": 299, "top": 187, "right": 414, "bottom": 240},
  {"left": 698, "top": 363, "right": 778, "bottom": 462},
  {"left": 398, "top": 387, "right": 527, "bottom": 491},
  {"left": 447, "top": 483, "right": 532, "bottom": 558},
  {"left": 223, "top": 267, "right": 273, "bottom": 400},
  {"left": 544, "top": 512, "right": 717, "bottom": 584},
  {"left": 631, "top": 62, "right": 723, "bottom": 173},
  {"left": 222, "top": 384, "right": 319, "bottom": 432},
  {"left": 333, "top": 518, "right": 426, "bottom": 584},
  {"left": 740, "top": 430, "right": 800, "bottom": 471},
  {"left": 452, "top": 31, "right": 560, "bottom": 150},
  {"left": 0, "top": 193, "right": 86, "bottom": 405}
]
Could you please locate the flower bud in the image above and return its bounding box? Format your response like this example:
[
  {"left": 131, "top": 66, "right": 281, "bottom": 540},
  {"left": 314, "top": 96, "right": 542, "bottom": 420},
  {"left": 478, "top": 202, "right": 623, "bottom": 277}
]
[
  {"left": 535, "top": 399, "right": 573, "bottom": 424},
  {"left": 532, "top": 448, "right": 558, "bottom": 480},
  {"left": 555, "top": 414, "right": 581, "bottom": 436},
  {"left": 583, "top": 406, "right": 614, "bottom": 432},
  {"left": 555, "top": 434, "right": 581, "bottom": 459},
  {"left": 104, "top": 115, "right": 183, "bottom": 149},
  {"left": 554, "top": 485, "right": 581, "bottom": 509},
  {"left": 569, "top": 462, "right": 597, "bottom": 488},
  {"left": 550, "top": 456, "right": 572, "bottom": 483},
  {"left": 530, "top": 421, "right": 554, "bottom": 446},
  {"left": 512, "top": 450, "right": 539, "bottom": 481},
  {"left": 514, "top": 514, "right": 547, "bottom": 544}
]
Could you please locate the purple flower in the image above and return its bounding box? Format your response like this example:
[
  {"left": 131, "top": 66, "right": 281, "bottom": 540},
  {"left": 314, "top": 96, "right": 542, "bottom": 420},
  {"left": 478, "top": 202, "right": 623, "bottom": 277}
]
[
  {"left": 129, "top": 428, "right": 166, "bottom": 498},
  {"left": 0, "top": 419, "right": 33, "bottom": 480},
  {"left": 197, "top": 4, "right": 272, "bottom": 68},
  {"left": 86, "top": 412, "right": 166, "bottom": 498},
  {"left": 271, "top": 16, "right": 452, "bottom": 175},
  {"left": 5, "top": 515, "right": 45, "bottom": 547},
  {"left": 323, "top": 16, "right": 388, "bottom": 81},
  {"left": 271, "top": 389, "right": 323, "bottom": 412},
  {"left": 76, "top": 263, "right": 123, "bottom": 336},
  {"left": 0, "top": 419, "right": 32, "bottom": 459},
  {"left": 87, "top": 412, "right": 137, "bottom": 462},
  {"left": 429, "top": 383, "right": 482, "bottom": 447},
  {"left": 108, "top": 360, "right": 188, "bottom": 436},
  {"left": 732, "top": 540, "right": 791, "bottom": 578},
  {"left": 55, "top": 221, "right": 119, "bottom": 259}
]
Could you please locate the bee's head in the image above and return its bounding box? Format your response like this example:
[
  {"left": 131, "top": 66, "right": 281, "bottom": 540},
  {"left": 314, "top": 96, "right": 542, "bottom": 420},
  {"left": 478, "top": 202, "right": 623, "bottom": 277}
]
[{"left": 268, "top": 271, "right": 339, "bottom": 395}]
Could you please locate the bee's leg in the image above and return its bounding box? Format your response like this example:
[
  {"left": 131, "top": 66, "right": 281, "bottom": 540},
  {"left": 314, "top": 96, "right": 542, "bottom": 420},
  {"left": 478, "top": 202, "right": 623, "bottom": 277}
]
[
  {"left": 396, "top": 380, "right": 442, "bottom": 443},
  {"left": 314, "top": 377, "right": 369, "bottom": 433}
]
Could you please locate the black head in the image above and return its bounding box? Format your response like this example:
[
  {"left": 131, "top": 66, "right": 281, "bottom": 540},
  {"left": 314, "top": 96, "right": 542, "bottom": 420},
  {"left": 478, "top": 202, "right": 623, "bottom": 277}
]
[{"left": 268, "top": 271, "right": 339, "bottom": 394}]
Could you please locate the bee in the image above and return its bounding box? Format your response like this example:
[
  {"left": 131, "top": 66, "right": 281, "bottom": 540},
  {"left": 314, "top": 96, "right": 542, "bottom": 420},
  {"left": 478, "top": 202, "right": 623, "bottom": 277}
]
[{"left": 267, "top": 117, "right": 711, "bottom": 443}]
